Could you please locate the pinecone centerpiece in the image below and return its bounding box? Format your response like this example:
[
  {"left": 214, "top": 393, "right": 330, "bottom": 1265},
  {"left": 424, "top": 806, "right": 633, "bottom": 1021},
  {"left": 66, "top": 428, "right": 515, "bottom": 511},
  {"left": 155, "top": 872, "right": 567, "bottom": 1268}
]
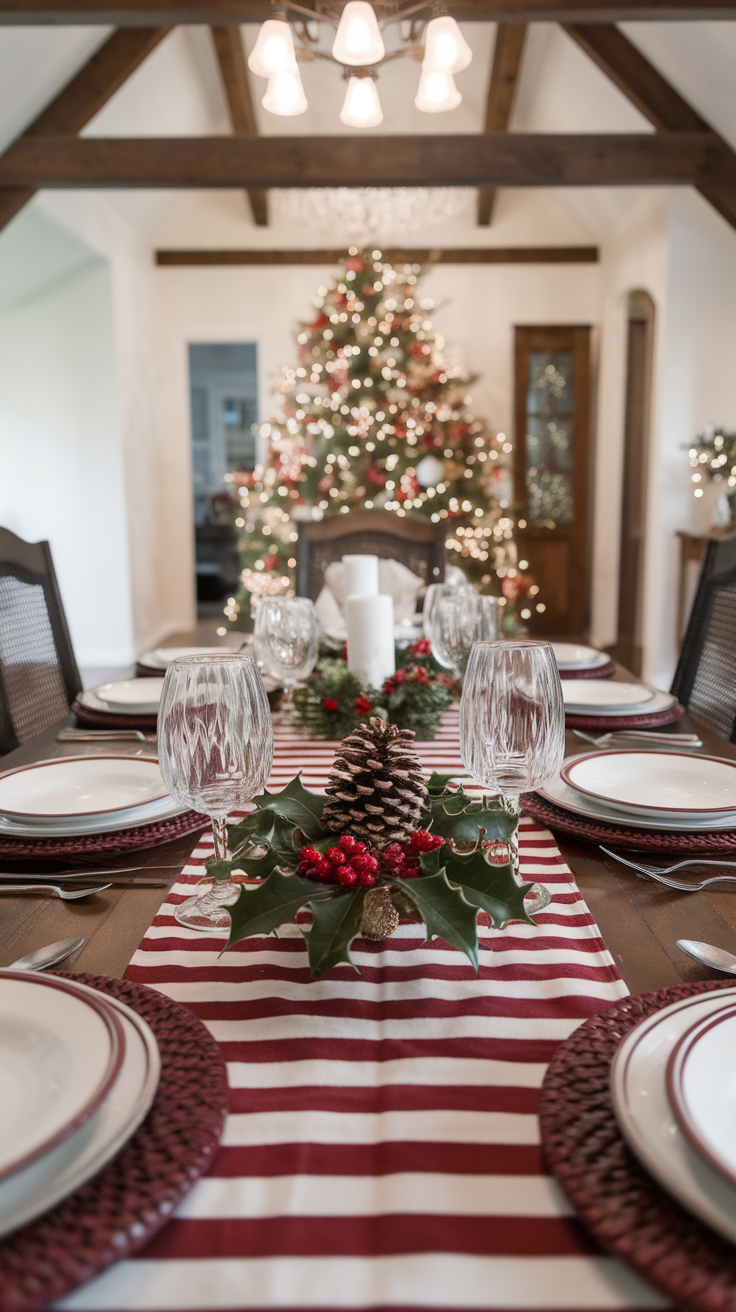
[{"left": 322, "top": 718, "right": 428, "bottom": 848}]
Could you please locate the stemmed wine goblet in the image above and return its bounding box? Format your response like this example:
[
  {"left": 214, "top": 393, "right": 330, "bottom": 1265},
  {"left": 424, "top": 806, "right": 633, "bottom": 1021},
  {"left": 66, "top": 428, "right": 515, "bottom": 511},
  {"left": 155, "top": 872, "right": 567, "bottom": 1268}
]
[
  {"left": 459, "top": 640, "right": 565, "bottom": 884},
  {"left": 157, "top": 654, "right": 274, "bottom": 933},
  {"left": 254, "top": 596, "right": 319, "bottom": 712},
  {"left": 429, "top": 590, "right": 499, "bottom": 674}
]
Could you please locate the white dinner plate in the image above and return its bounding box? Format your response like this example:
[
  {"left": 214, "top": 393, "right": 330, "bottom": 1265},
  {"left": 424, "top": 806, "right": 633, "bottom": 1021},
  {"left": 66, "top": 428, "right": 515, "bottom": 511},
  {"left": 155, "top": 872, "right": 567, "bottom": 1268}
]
[
  {"left": 0, "top": 978, "right": 160, "bottom": 1238},
  {"left": 564, "top": 687, "right": 678, "bottom": 719},
  {"left": 562, "top": 681, "right": 655, "bottom": 710},
  {"left": 538, "top": 762, "right": 736, "bottom": 831},
  {"left": 140, "top": 646, "right": 238, "bottom": 670},
  {"left": 562, "top": 750, "right": 736, "bottom": 820},
  {"left": 611, "top": 987, "right": 736, "bottom": 1247},
  {"left": 95, "top": 679, "right": 165, "bottom": 715},
  {"left": 0, "top": 757, "right": 168, "bottom": 819},
  {"left": 0, "top": 974, "right": 124, "bottom": 1183},
  {"left": 668, "top": 1003, "right": 736, "bottom": 1189},
  {"left": 0, "top": 793, "right": 186, "bottom": 838},
  {"left": 551, "top": 643, "right": 608, "bottom": 670}
]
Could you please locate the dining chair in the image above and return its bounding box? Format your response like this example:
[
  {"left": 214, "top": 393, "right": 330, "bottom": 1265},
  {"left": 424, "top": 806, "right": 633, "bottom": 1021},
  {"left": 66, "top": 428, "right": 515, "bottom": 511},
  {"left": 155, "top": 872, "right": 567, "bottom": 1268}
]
[
  {"left": 670, "top": 530, "right": 736, "bottom": 742},
  {"left": 0, "top": 527, "right": 82, "bottom": 754},
  {"left": 296, "top": 509, "right": 446, "bottom": 601}
]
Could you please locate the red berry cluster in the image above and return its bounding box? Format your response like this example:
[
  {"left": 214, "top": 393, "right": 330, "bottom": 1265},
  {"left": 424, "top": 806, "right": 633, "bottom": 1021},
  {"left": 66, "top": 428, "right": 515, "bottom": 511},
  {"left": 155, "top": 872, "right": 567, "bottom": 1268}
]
[
  {"left": 381, "top": 830, "right": 445, "bottom": 879},
  {"left": 298, "top": 834, "right": 379, "bottom": 888}
]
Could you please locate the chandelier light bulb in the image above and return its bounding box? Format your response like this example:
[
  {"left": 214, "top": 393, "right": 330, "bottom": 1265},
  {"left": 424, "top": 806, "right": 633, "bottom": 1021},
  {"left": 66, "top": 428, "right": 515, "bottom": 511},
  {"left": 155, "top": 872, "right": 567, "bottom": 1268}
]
[
  {"left": 332, "top": 2, "right": 385, "bottom": 66},
  {"left": 422, "top": 15, "right": 472, "bottom": 73},
  {"left": 262, "top": 67, "right": 308, "bottom": 116},
  {"left": 248, "top": 19, "right": 298, "bottom": 78},
  {"left": 414, "top": 65, "right": 462, "bottom": 112},
  {"left": 340, "top": 74, "right": 383, "bottom": 127}
]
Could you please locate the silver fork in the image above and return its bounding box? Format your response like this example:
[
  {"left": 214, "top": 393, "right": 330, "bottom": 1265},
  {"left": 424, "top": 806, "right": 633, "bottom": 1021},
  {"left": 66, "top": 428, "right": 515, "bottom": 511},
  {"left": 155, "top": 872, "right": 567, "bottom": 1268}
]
[
  {"left": 599, "top": 845, "right": 736, "bottom": 891},
  {"left": 573, "top": 729, "right": 703, "bottom": 748},
  {"left": 0, "top": 883, "right": 112, "bottom": 900}
]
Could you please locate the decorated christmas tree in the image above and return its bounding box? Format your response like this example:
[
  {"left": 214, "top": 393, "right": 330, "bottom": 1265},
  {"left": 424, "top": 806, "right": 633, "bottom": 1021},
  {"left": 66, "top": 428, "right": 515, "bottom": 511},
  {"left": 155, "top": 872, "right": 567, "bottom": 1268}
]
[{"left": 223, "top": 248, "right": 540, "bottom": 632}]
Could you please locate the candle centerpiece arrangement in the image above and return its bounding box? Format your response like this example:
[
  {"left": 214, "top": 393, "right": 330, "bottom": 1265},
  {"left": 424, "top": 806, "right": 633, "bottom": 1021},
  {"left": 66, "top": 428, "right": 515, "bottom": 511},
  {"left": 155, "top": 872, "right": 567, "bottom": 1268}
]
[
  {"left": 211, "top": 717, "right": 538, "bottom": 978},
  {"left": 292, "top": 553, "right": 457, "bottom": 740}
]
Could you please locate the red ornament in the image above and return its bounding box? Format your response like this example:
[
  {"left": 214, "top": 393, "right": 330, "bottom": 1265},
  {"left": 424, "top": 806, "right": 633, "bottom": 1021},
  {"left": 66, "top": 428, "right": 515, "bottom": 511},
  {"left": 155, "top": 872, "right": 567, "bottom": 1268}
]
[
  {"left": 322, "top": 697, "right": 340, "bottom": 712},
  {"left": 366, "top": 466, "right": 386, "bottom": 487}
]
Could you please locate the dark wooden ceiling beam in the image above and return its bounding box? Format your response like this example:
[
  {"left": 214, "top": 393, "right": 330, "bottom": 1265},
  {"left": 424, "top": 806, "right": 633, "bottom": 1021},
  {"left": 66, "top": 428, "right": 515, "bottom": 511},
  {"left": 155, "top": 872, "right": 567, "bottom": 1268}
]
[
  {"left": 478, "top": 22, "right": 527, "bottom": 225},
  {"left": 1, "top": 132, "right": 734, "bottom": 189},
  {"left": 211, "top": 24, "right": 267, "bottom": 225},
  {"left": 156, "top": 245, "right": 600, "bottom": 264},
  {"left": 3, "top": 0, "right": 736, "bottom": 22},
  {"left": 0, "top": 25, "right": 170, "bottom": 231},
  {"left": 563, "top": 23, "right": 736, "bottom": 227}
]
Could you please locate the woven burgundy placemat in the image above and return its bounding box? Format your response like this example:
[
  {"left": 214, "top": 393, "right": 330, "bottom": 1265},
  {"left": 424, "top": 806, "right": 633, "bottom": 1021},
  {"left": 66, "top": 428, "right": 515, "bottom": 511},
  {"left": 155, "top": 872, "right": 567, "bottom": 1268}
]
[
  {"left": 565, "top": 702, "right": 685, "bottom": 730},
  {"left": 539, "top": 982, "right": 736, "bottom": 1312},
  {"left": 0, "top": 971, "right": 228, "bottom": 1312},
  {"left": 0, "top": 809, "right": 206, "bottom": 859},
  {"left": 71, "top": 700, "right": 158, "bottom": 730},
  {"left": 521, "top": 791, "right": 736, "bottom": 853},
  {"left": 560, "top": 659, "right": 615, "bottom": 680}
]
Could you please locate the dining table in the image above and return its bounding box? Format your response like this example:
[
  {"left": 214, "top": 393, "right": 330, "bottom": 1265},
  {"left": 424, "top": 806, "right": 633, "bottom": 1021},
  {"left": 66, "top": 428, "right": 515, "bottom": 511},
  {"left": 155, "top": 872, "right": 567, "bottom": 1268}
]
[{"left": 1, "top": 663, "right": 735, "bottom": 1312}]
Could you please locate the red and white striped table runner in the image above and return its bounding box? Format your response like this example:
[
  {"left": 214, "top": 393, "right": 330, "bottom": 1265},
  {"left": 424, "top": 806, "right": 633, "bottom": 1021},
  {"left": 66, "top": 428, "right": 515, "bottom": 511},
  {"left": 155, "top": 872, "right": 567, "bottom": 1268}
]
[{"left": 56, "top": 713, "right": 667, "bottom": 1312}]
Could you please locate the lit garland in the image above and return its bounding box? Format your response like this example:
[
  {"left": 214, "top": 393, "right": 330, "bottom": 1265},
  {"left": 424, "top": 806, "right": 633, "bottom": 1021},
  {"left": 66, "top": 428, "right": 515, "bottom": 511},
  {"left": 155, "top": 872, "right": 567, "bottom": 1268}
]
[{"left": 688, "top": 425, "right": 736, "bottom": 503}]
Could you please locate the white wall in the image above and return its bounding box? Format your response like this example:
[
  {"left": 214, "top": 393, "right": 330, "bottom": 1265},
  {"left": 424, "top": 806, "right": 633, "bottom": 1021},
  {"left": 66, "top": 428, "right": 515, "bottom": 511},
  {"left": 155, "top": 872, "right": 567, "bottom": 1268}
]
[{"left": 0, "top": 258, "right": 135, "bottom": 665}]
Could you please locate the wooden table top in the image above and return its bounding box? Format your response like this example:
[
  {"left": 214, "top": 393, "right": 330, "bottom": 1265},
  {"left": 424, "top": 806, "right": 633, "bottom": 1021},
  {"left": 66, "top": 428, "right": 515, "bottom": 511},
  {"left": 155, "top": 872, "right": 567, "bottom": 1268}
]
[{"left": 1, "top": 696, "right": 735, "bottom": 995}]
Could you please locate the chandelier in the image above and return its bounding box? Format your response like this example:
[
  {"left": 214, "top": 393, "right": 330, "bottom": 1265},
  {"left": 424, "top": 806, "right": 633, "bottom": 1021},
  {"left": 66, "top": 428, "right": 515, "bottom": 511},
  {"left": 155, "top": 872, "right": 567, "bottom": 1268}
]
[
  {"left": 247, "top": 2, "right": 473, "bottom": 127},
  {"left": 271, "top": 185, "right": 474, "bottom": 237}
]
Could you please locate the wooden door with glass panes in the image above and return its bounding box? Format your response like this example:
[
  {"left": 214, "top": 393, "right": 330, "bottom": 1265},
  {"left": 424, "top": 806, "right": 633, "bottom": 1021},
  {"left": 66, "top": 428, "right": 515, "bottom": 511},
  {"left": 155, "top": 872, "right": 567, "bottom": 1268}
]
[{"left": 513, "top": 326, "right": 591, "bottom": 637}]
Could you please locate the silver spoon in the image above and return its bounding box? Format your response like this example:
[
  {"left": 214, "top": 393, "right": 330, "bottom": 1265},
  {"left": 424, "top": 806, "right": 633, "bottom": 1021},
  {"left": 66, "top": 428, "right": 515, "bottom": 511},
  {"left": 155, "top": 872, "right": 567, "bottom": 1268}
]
[
  {"left": 0, "top": 883, "right": 112, "bottom": 900},
  {"left": 677, "top": 939, "right": 736, "bottom": 974},
  {"left": 6, "top": 936, "right": 85, "bottom": 971}
]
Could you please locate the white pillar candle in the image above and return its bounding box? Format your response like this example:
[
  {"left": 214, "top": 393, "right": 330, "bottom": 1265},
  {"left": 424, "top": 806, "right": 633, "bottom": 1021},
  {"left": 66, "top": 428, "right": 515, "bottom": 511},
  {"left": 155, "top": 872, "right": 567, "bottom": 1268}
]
[
  {"left": 346, "top": 594, "right": 395, "bottom": 689},
  {"left": 343, "top": 554, "right": 379, "bottom": 598}
]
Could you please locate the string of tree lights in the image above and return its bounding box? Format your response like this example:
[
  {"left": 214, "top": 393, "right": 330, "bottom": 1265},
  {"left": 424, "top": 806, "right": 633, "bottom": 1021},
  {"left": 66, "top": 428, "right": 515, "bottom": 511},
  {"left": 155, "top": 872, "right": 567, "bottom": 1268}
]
[{"left": 221, "top": 248, "right": 543, "bottom": 633}]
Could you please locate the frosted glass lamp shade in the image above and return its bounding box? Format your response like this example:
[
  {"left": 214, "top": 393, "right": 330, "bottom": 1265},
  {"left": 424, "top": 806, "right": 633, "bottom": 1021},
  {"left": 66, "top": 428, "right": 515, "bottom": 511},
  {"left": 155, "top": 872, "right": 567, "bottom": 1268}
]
[
  {"left": 248, "top": 19, "right": 297, "bottom": 78},
  {"left": 414, "top": 66, "right": 461, "bottom": 112},
  {"left": 262, "top": 68, "right": 308, "bottom": 116},
  {"left": 332, "top": 2, "right": 385, "bottom": 66},
  {"left": 340, "top": 75, "right": 383, "bottom": 127},
  {"left": 423, "top": 16, "right": 472, "bottom": 73}
]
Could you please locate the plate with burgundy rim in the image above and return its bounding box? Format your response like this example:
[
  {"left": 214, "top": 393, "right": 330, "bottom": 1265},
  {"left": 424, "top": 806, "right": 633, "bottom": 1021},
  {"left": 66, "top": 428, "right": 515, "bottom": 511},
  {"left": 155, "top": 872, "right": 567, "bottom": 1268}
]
[
  {"left": 0, "top": 973, "right": 124, "bottom": 1185},
  {"left": 0, "top": 978, "right": 159, "bottom": 1238},
  {"left": 667, "top": 1002, "right": 736, "bottom": 1190},
  {"left": 561, "top": 749, "right": 736, "bottom": 820},
  {"left": 551, "top": 643, "right": 610, "bottom": 670},
  {"left": 610, "top": 986, "right": 736, "bottom": 1246},
  {"left": 539, "top": 761, "right": 736, "bottom": 831},
  {"left": 0, "top": 756, "right": 169, "bottom": 819},
  {"left": 561, "top": 680, "right": 656, "bottom": 711}
]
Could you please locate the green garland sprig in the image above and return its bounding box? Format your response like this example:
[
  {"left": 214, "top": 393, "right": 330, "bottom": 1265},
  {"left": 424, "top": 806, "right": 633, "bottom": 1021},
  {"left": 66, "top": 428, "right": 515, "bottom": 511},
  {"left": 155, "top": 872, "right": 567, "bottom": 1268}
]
[
  {"left": 211, "top": 772, "right": 534, "bottom": 978},
  {"left": 292, "top": 639, "right": 457, "bottom": 741}
]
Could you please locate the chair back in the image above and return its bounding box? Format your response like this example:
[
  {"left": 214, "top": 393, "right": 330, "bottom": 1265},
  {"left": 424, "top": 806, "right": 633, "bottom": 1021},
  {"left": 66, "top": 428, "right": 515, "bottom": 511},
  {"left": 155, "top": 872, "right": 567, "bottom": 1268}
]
[
  {"left": 296, "top": 510, "right": 446, "bottom": 602},
  {"left": 670, "top": 531, "right": 736, "bottom": 742},
  {"left": 0, "top": 527, "right": 82, "bottom": 754}
]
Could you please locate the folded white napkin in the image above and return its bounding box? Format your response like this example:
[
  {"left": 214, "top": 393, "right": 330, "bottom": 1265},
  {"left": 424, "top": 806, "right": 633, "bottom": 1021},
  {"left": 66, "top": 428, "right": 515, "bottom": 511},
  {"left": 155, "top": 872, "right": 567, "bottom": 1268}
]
[{"left": 316, "top": 558, "right": 425, "bottom": 641}]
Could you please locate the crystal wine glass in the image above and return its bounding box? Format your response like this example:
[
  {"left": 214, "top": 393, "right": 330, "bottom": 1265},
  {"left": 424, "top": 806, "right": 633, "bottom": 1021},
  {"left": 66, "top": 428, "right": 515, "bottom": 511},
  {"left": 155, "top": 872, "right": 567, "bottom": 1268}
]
[
  {"left": 429, "top": 589, "right": 499, "bottom": 673},
  {"left": 157, "top": 654, "right": 274, "bottom": 933},
  {"left": 254, "top": 596, "right": 319, "bottom": 711},
  {"left": 459, "top": 640, "right": 565, "bottom": 882}
]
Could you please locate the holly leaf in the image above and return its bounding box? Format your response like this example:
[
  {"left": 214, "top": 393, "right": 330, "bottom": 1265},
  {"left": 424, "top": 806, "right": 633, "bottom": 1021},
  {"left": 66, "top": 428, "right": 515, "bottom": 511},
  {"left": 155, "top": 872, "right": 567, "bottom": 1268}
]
[
  {"left": 425, "top": 771, "right": 464, "bottom": 796},
  {"left": 228, "top": 809, "right": 301, "bottom": 874},
  {"left": 251, "top": 774, "right": 326, "bottom": 838},
  {"left": 393, "top": 870, "right": 479, "bottom": 974},
  {"left": 426, "top": 790, "right": 519, "bottom": 846},
  {"left": 444, "top": 847, "right": 535, "bottom": 927},
  {"left": 205, "top": 858, "right": 236, "bottom": 882},
  {"left": 303, "top": 887, "right": 367, "bottom": 977},
  {"left": 226, "top": 868, "right": 335, "bottom": 948}
]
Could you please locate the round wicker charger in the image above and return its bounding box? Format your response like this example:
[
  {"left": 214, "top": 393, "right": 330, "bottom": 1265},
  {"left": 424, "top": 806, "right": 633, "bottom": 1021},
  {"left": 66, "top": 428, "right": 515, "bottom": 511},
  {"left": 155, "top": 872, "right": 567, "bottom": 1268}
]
[
  {"left": 521, "top": 791, "right": 736, "bottom": 853},
  {"left": 0, "top": 971, "right": 228, "bottom": 1312},
  {"left": 0, "top": 809, "right": 206, "bottom": 859},
  {"left": 539, "top": 982, "right": 736, "bottom": 1312},
  {"left": 565, "top": 702, "right": 685, "bottom": 730},
  {"left": 71, "top": 700, "right": 158, "bottom": 731}
]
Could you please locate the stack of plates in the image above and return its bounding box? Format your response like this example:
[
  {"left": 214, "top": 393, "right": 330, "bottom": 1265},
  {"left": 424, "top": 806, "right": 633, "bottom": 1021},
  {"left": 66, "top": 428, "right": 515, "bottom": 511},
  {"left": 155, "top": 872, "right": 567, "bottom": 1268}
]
[
  {"left": 0, "top": 756, "right": 185, "bottom": 839},
  {"left": 77, "top": 678, "right": 165, "bottom": 718},
  {"left": 562, "top": 679, "right": 678, "bottom": 718},
  {"left": 611, "top": 987, "right": 736, "bottom": 1245},
  {"left": 138, "top": 646, "right": 231, "bottom": 673},
  {"left": 551, "top": 642, "right": 611, "bottom": 673},
  {"left": 540, "top": 749, "right": 736, "bottom": 832},
  {"left": 0, "top": 971, "right": 159, "bottom": 1237}
]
